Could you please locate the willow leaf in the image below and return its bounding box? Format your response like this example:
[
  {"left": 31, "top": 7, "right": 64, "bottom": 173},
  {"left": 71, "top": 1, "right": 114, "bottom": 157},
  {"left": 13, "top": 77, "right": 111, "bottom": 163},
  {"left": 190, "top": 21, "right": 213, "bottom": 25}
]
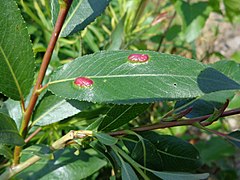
[
  {"left": 0, "top": 0, "right": 35, "bottom": 100},
  {"left": 48, "top": 51, "right": 240, "bottom": 104},
  {"left": 51, "top": 0, "right": 110, "bottom": 37}
]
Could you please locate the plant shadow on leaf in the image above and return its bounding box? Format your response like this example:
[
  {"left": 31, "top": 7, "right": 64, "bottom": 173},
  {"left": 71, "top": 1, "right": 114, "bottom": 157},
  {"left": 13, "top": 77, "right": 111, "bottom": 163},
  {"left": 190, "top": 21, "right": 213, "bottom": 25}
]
[
  {"left": 197, "top": 68, "right": 240, "bottom": 93},
  {"left": 16, "top": 148, "right": 106, "bottom": 180}
]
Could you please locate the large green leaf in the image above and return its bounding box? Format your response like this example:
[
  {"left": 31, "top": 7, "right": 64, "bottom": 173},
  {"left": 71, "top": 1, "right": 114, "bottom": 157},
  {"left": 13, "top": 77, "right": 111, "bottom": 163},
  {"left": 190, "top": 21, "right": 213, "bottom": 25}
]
[
  {"left": 32, "top": 92, "right": 91, "bottom": 126},
  {"left": 98, "top": 104, "right": 149, "bottom": 131},
  {"left": 15, "top": 148, "right": 107, "bottom": 180},
  {"left": 175, "top": 60, "right": 240, "bottom": 117},
  {"left": 0, "top": 113, "right": 24, "bottom": 146},
  {"left": 48, "top": 51, "right": 240, "bottom": 104},
  {"left": 0, "top": 0, "right": 35, "bottom": 100},
  {"left": 51, "top": 0, "right": 110, "bottom": 37},
  {"left": 124, "top": 131, "right": 202, "bottom": 171}
]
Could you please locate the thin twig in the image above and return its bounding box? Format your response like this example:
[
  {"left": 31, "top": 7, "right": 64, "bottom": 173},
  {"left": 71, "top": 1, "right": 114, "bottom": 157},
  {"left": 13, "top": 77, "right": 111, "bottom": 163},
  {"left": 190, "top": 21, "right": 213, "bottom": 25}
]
[
  {"left": 1, "top": 130, "right": 92, "bottom": 180},
  {"left": 156, "top": 11, "right": 176, "bottom": 52},
  {"left": 24, "top": 127, "right": 42, "bottom": 143},
  {"left": 109, "top": 107, "right": 240, "bottom": 136}
]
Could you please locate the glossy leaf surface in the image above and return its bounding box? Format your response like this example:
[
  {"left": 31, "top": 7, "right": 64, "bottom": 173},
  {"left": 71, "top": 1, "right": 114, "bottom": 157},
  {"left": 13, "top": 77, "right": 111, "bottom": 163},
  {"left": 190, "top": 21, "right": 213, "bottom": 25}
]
[
  {"left": 0, "top": 0, "right": 35, "bottom": 100},
  {"left": 0, "top": 113, "right": 24, "bottom": 146},
  {"left": 16, "top": 148, "right": 107, "bottom": 180},
  {"left": 49, "top": 51, "right": 240, "bottom": 104},
  {"left": 98, "top": 104, "right": 149, "bottom": 131},
  {"left": 125, "top": 131, "right": 202, "bottom": 171},
  {"left": 175, "top": 60, "right": 240, "bottom": 117},
  {"left": 51, "top": 0, "right": 110, "bottom": 37},
  {"left": 32, "top": 93, "right": 91, "bottom": 126}
]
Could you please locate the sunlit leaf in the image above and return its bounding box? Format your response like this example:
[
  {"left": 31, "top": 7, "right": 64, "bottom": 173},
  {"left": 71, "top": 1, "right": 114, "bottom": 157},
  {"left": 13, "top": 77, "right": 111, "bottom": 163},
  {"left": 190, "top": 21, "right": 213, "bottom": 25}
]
[
  {"left": 0, "top": 0, "right": 35, "bottom": 100},
  {"left": 51, "top": 0, "right": 110, "bottom": 37},
  {"left": 49, "top": 51, "right": 240, "bottom": 104},
  {"left": 98, "top": 104, "right": 149, "bottom": 131},
  {"left": 16, "top": 148, "right": 107, "bottom": 180},
  {"left": 32, "top": 93, "right": 91, "bottom": 126}
]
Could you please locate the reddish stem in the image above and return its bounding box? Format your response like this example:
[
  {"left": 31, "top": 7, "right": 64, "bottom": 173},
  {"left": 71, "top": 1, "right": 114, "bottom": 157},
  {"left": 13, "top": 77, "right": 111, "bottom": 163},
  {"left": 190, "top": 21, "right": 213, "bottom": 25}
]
[
  {"left": 109, "top": 108, "right": 240, "bottom": 136},
  {"left": 13, "top": 0, "right": 73, "bottom": 166}
]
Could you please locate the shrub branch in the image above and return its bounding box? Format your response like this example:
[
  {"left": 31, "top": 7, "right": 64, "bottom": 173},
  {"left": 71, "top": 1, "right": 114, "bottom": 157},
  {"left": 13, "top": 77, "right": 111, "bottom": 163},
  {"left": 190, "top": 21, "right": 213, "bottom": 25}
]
[{"left": 13, "top": 0, "right": 73, "bottom": 166}]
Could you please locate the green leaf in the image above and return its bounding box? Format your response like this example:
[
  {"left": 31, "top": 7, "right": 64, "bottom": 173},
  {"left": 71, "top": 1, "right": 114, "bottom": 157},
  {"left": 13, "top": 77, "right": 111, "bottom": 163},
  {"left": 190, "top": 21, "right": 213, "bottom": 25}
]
[
  {"left": 0, "top": 113, "right": 24, "bottom": 146},
  {"left": 98, "top": 104, "right": 149, "bottom": 131},
  {"left": 32, "top": 92, "right": 91, "bottom": 126},
  {"left": 175, "top": 60, "right": 240, "bottom": 117},
  {"left": 3, "top": 98, "right": 22, "bottom": 130},
  {"left": 94, "top": 132, "right": 118, "bottom": 146},
  {"left": 121, "top": 161, "right": 138, "bottom": 180},
  {"left": 223, "top": 0, "right": 240, "bottom": 22},
  {"left": 48, "top": 51, "right": 240, "bottom": 104},
  {"left": 0, "top": 144, "right": 13, "bottom": 159},
  {"left": 0, "top": 0, "right": 35, "bottom": 100},
  {"left": 16, "top": 148, "right": 107, "bottom": 180},
  {"left": 22, "top": 144, "right": 53, "bottom": 159},
  {"left": 108, "top": 14, "right": 126, "bottom": 50},
  {"left": 51, "top": 0, "right": 110, "bottom": 37},
  {"left": 211, "top": 60, "right": 240, "bottom": 83},
  {"left": 125, "top": 131, "right": 202, "bottom": 171},
  {"left": 195, "top": 137, "right": 236, "bottom": 164},
  {"left": 228, "top": 131, "right": 240, "bottom": 148},
  {"left": 151, "top": 171, "right": 209, "bottom": 180},
  {"left": 175, "top": 1, "right": 212, "bottom": 42},
  {"left": 130, "top": 138, "right": 163, "bottom": 170}
]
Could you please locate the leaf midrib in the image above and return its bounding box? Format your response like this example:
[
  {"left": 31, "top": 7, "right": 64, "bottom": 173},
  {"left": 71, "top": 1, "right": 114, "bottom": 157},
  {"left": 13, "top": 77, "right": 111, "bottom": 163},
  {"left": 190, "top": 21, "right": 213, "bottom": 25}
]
[
  {"left": 49, "top": 74, "right": 196, "bottom": 85},
  {"left": 100, "top": 105, "right": 134, "bottom": 131},
  {"left": 32, "top": 100, "right": 67, "bottom": 126},
  {"left": 0, "top": 46, "right": 23, "bottom": 100},
  {"left": 157, "top": 148, "right": 198, "bottom": 162}
]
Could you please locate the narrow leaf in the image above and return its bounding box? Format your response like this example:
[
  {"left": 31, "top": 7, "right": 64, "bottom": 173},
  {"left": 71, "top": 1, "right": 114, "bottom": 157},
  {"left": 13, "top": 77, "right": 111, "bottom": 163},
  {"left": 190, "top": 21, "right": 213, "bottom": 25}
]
[
  {"left": 49, "top": 51, "right": 240, "bottom": 104},
  {"left": 16, "top": 148, "right": 107, "bottom": 180},
  {"left": 108, "top": 14, "right": 126, "bottom": 50},
  {"left": 121, "top": 161, "right": 138, "bottom": 180},
  {"left": 3, "top": 98, "right": 22, "bottom": 130},
  {"left": 151, "top": 171, "right": 209, "bottom": 180},
  {"left": 0, "top": 113, "right": 24, "bottom": 146},
  {"left": 0, "top": 0, "right": 35, "bottom": 100},
  {"left": 32, "top": 92, "right": 91, "bottom": 126},
  {"left": 94, "top": 132, "right": 118, "bottom": 146},
  {"left": 0, "top": 144, "right": 13, "bottom": 159},
  {"left": 51, "top": 0, "right": 110, "bottom": 37},
  {"left": 98, "top": 104, "right": 149, "bottom": 131}
]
